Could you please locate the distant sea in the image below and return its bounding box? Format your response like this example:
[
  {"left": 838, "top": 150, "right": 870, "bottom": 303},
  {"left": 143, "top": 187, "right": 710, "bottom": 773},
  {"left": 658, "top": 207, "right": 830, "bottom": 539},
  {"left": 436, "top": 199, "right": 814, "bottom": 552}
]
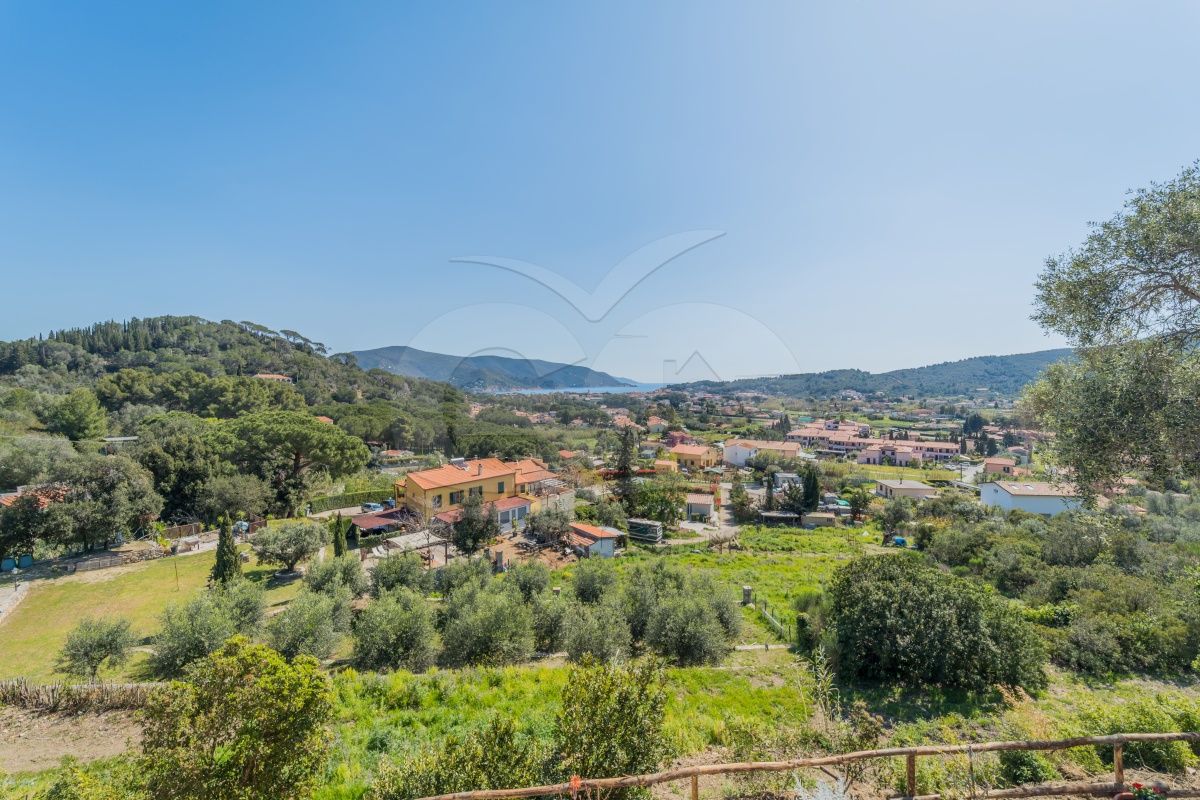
[{"left": 501, "top": 383, "right": 668, "bottom": 396}]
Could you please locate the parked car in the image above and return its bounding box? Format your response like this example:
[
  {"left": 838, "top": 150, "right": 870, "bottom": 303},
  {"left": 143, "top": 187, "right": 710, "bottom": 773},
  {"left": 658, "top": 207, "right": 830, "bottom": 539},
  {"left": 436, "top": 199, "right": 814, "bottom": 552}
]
[
  {"left": 361, "top": 502, "right": 384, "bottom": 513},
  {"left": 382, "top": 499, "right": 396, "bottom": 509}
]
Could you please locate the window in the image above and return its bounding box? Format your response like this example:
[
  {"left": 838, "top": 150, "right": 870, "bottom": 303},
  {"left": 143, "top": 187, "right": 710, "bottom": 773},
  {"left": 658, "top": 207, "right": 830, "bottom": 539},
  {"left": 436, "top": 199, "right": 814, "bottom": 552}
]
[
  {"left": 497, "top": 481, "right": 504, "bottom": 493},
  {"left": 449, "top": 491, "right": 464, "bottom": 505},
  {"left": 469, "top": 486, "right": 482, "bottom": 497},
  {"left": 431, "top": 494, "right": 443, "bottom": 509}
]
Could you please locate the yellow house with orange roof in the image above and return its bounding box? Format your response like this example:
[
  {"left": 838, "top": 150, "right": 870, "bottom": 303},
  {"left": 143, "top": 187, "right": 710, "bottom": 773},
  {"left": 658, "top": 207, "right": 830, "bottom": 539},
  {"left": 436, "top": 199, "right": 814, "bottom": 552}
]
[{"left": 398, "top": 458, "right": 519, "bottom": 519}]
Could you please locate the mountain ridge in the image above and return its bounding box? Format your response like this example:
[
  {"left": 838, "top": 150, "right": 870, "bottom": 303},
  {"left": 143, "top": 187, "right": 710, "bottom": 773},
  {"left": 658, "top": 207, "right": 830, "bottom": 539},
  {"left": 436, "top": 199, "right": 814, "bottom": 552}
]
[
  {"left": 349, "top": 345, "right": 633, "bottom": 391},
  {"left": 676, "top": 348, "right": 1073, "bottom": 398}
]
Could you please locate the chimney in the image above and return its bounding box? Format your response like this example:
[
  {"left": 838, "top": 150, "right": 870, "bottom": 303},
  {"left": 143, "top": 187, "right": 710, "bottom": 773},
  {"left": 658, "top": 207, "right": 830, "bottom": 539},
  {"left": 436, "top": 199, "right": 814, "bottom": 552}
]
[{"left": 477, "top": 463, "right": 483, "bottom": 475}]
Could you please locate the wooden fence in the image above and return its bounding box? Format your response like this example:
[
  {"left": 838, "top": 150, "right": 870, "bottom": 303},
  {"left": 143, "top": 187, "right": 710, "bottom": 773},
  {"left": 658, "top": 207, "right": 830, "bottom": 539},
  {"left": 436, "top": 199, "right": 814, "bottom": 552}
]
[
  {"left": 413, "top": 732, "right": 1200, "bottom": 800},
  {"left": 162, "top": 522, "right": 202, "bottom": 540}
]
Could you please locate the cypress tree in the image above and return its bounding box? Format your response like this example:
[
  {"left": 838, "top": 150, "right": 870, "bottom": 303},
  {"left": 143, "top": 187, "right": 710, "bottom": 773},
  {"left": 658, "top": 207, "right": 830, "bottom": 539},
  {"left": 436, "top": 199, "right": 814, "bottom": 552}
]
[
  {"left": 211, "top": 517, "right": 241, "bottom": 584},
  {"left": 802, "top": 465, "right": 821, "bottom": 512},
  {"left": 332, "top": 512, "right": 347, "bottom": 558}
]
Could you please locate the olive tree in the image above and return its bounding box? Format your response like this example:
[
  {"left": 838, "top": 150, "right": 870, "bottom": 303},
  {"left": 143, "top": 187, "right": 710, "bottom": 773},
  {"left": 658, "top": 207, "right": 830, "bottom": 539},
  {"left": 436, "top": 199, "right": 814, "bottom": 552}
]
[
  {"left": 352, "top": 588, "right": 439, "bottom": 673},
  {"left": 1027, "top": 162, "right": 1200, "bottom": 496},
  {"left": 55, "top": 617, "right": 138, "bottom": 680},
  {"left": 251, "top": 521, "right": 326, "bottom": 573},
  {"left": 267, "top": 590, "right": 342, "bottom": 661}
]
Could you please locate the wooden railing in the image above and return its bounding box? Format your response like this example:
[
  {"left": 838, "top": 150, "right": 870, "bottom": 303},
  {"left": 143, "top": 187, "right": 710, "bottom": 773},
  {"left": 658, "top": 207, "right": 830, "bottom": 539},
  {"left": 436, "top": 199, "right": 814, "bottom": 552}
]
[{"left": 414, "top": 732, "right": 1200, "bottom": 800}]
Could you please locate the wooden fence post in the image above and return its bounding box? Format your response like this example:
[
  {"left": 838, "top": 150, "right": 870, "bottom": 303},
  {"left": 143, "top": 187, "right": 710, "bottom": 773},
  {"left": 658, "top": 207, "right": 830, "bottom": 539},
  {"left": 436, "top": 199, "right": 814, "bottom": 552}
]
[
  {"left": 906, "top": 753, "right": 917, "bottom": 798},
  {"left": 1113, "top": 742, "right": 1124, "bottom": 792},
  {"left": 691, "top": 773, "right": 698, "bottom": 800}
]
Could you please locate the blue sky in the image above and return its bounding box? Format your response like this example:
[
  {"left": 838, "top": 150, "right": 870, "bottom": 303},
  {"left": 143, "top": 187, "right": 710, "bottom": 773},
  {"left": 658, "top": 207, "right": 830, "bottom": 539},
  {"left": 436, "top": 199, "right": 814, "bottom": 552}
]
[{"left": 2, "top": 2, "right": 1198, "bottom": 383}]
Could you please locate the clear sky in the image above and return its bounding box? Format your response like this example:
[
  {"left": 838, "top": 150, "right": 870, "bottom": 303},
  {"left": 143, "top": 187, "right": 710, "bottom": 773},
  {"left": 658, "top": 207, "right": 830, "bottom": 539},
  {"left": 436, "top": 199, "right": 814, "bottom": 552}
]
[{"left": 2, "top": 2, "right": 1198, "bottom": 383}]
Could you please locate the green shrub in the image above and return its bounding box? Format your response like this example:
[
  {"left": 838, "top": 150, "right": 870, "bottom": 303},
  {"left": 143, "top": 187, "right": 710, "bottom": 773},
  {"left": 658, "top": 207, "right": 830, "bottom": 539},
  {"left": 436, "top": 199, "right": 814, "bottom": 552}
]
[
  {"left": 532, "top": 591, "right": 569, "bottom": 653},
  {"left": 368, "top": 717, "right": 544, "bottom": 800},
  {"left": 251, "top": 521, "right": 326, "bottom": 573},
  {"left": 1080, "top": 696, "right": 1199, "bottom": 773},
  {"left": 309, "top": 490, "right": 393, "bottom": 514},
  {"left": 554, "top": 657, "right": 669, "bottom": 799},
  {"left": 999, "top": 749, "right": 1060, "bottom": 787},
  {"left": 828, "top": 554, "right": 1046, "bottom": 690},
  {"left": 150, "top": 579, "right": 264, "bottom": 677},
  {"left": 142, "top": 637, "right": 334, "bottom": 800},
  {"left": 505, "top": 560, "right": 550, "bottom": 601},
  {"left": 436, "top": 556, "right": 493, "bottom": 597},
  {"left": 646, "top": 592, "right": 729, "bottom": 666}
]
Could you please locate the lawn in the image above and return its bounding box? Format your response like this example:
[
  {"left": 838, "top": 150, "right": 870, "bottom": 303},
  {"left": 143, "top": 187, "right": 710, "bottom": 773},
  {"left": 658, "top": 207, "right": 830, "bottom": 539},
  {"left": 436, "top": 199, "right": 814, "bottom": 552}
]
[
  {"left": 0, "top": 545, "right": 304, "bottom": 682},
  {"left": 613, "top": 526, "right": 865, "bottom": 630}
]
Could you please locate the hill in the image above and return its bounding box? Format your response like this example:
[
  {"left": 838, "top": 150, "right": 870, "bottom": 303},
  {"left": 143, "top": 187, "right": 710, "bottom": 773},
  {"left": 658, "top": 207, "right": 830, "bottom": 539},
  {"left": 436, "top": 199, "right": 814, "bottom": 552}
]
[
  {"left": 349, "top": 344, "right": 632, "bottom": 390},
  {"left": 0, "top": 316, "right": 454, "bottom": 410},
  {"left": 679, "top": 348, "right": 1073, "bottom": 398}
]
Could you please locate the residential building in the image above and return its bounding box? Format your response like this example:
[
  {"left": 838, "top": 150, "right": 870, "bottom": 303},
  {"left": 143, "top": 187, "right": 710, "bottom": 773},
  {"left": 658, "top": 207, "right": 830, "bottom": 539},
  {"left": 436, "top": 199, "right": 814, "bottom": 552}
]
[
  {"left": 663, "top": 430, "right": 693, "bottom": 447},
  {"left": 857, "top": 443, "right": 917, "bottom": 467},
  {"left": 653, "top": 459, "right": 678, "bottom": 473},
  {"left": 685, "top": 493, "right": 715, "bottom": 522},
  {"left": 398, "top": 456, "right": 574, "bottom": 523},
  {"left": 670, "top": 443, "right": 721, "bottom": 471},
  {"left": 983, "top": 458, "right": 1017, "bottom": 477},
  {"left": 789, "top": 421, "right": 957, "bottom": 462},
  {"left": 399, "top": 458, "right": 518, "bottom": 519},
  {"left": 980, "top": 482, "right": 1082, "bottom": 516},
  {"left": 722, "top": 439, "right": 801, "bottom": 467},
  {"left": 566, "top": 522, "right": 619, "bottom": 558},
  {"left": 874, "top": 479, "right": 938, "bottom": 501},
  {"left": 434, "top": 495, "right": 532, "bottom": 529},
  {"left": 646, "top": 416, "right": 669, "bottom": 433},
  {"left": 774, "top": 472, "right": 801, "bottom": 489}
]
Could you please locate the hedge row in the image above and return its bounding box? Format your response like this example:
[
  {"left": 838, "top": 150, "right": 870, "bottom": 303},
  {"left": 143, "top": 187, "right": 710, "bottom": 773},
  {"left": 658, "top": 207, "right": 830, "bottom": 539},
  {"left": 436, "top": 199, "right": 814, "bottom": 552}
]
[{"left": 309, "top": 490, "right": 394, "bottom": 514}]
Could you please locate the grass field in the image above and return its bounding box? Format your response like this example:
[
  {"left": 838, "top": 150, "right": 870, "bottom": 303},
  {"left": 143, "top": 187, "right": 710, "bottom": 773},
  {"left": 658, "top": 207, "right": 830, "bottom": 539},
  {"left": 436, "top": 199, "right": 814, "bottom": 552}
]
[
  {"left": 0, "top": 545, "right": 304, "bottom": 682},
  {"left": 856, "top": 464, "right": 960, "bottom": 482},
  {"left": 318, "top": 647, "right": 815, "bottom": 799}
]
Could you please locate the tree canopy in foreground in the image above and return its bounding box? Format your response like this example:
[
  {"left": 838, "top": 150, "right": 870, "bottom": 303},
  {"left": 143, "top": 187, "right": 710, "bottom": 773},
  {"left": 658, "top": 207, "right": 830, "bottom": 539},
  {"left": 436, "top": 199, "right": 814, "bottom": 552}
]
[{"left": 1026, "top": 161, "right": 1200, "bottom": 496}]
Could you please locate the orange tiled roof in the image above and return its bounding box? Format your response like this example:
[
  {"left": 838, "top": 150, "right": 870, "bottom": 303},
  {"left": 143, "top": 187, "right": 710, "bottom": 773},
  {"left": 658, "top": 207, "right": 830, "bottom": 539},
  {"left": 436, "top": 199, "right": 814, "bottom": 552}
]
[
  {"left": 670, "top": 444, "right": 711, "bottom": 456},
  {"left": 405, "top": 458, "right": 516, "bottom": 491},
  {"left": 569, "top": 522, "right": 618, "bottom": 540}
]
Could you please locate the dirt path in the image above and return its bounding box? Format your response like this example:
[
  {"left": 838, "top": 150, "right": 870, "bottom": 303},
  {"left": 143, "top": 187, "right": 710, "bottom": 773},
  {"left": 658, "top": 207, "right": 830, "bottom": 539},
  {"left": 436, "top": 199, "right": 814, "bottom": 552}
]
[{"left": 0, "top": 706, "right": 140, "bottom": 774}]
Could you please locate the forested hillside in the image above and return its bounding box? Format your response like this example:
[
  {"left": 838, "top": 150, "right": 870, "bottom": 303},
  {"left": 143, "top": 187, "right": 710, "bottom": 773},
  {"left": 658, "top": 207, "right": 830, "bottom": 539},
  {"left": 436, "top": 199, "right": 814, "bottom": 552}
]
[
  {"left": 0, "top": 317, "right": 562, "bottom": 535},
  {"left": 682, "top": 348, "right": 1073, "bottom": 398}
]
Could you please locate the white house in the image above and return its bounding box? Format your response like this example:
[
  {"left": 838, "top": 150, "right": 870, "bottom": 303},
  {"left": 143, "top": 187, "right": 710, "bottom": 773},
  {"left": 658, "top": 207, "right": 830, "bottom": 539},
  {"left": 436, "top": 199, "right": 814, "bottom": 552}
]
[
  {"left": 722, "top": 439, "right": 802, "bottom": 467},
  {"left": 875, "top": 479, "right": 938, "bottom": 501},
  {"left": 774, "top": 472, "right": 801, "bottom": 489},
  {"left": 980, "top": 481, "right": 1082, "bottom": 517},
  {"left": 685, "top": 493, "right": 715, "bottom": 522},
  {"left": 567, "top": 522, "right": 619, "bottom": 558}
]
